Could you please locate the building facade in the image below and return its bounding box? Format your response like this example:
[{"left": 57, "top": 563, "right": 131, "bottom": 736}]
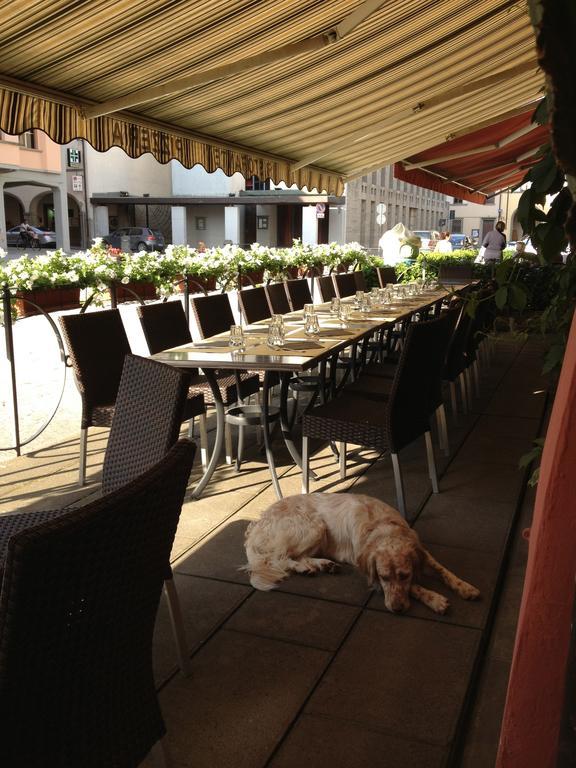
[
  {"left": 345, "top": 166, "right": 450, "bottom": 249},
  {"left": 449, "top": 189, "right": 525, "bottom": 244}
]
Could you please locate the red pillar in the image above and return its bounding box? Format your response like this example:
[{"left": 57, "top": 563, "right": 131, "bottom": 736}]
[{"left": 497, "top": 311, "right": 576, "bottom": 767}]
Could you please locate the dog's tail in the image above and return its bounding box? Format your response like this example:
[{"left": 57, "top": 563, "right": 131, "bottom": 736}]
[{"left": 241, "top": 556, "right": 290, "bottom": 591}]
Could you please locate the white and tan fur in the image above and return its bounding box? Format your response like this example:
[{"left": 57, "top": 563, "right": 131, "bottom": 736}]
[{"left": 244, "top": 493, "right": 480, "bottom": 614}]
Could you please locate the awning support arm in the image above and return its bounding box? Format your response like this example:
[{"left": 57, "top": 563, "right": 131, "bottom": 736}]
[{"left": 81, "top": 0, "right": 388, "bottom": 120}]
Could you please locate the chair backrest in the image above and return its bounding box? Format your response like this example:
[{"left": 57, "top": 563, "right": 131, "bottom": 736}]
[
  {"left": 443, "top": 305, "right": 473, "bottom": 381},
  {"left": 317, "top": 275, "right": 337, "bottom": 303},
  {"left": 387, "top": 312, "right": 453, "bottom": 451},
  {"left": 137, "top": 300, "right": 192, "bottom": 354},
  {"left": 0, "top": 440, "right": 195, "bottom": 768},
  {"left": 376, "top": 266, "right": 397, "bottom": 287},
  {"left": 438, "top": 263, "right": 474, "bottom": 284},
  {"left": 284, "top": 279, "right": 313, "bottom": 311},
  {"left": 238, "top": 286, "right": 271, "bottom": 324},
  {"left": 59, "top": 309, "right": 132, "bottom": 428},
  {"left": 353, "top": 271, "right": 367, "bottom": 292},
  {"left": 191, "top": 293, "right": 235, "bottom": 338},
  {"left": 333, "top": 273, "right": 357, "bottom": 298},
  {"left": 265, "top": 282, "right": 291, "bottom": 315},
  {"left": 102, "top": 354, "right": 191, "bottom": 495}
]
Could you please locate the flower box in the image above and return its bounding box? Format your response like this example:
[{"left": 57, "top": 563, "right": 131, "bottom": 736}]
[
  {"left": 112, "top": 281, "right": 158, "bottom": 303},
  {"left": 15, "top": 286, "right": 82, "bottom": 318},
  {"left": 239, "top": 269, "right": 265, "bottom": 286},
  {"left": 176, "top": 274, "right": 217, "bottom": 294}
]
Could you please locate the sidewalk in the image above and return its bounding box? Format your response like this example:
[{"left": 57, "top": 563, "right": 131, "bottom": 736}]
[{"left": 0, "top": 332, "right": 549, "bottom": 767}]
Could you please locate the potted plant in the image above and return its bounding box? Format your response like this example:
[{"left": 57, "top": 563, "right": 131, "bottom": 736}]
[{"left": 3, "top": 250, "right": 83, "bottom": 317}]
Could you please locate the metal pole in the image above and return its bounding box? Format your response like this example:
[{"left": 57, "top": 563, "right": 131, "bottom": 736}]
[{"left": 2, "top": 285, "right": 21, "bottom": 455}]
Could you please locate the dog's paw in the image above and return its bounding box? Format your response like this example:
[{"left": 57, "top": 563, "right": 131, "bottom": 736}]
[
  {"left": 322, "top": 559, "right": 340, "bottom": 574},
  {"left": 430, "top": 594, "right": 450, "bottom": 614},
  {"left": 458, "top": 581, "right": 481, "bottom": 600}
]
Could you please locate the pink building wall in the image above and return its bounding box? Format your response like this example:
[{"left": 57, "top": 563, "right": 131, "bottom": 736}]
[
  {"left": 497, "top": 309, "right": 576, "bottom": 767},
  {"left": 0, "top": 130, "right": 61, "bottom": 173}
]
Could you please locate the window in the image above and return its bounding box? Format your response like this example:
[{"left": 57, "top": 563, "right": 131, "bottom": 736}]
[
  {"left": 452, "top": 198, "right": 463, "bottom": 204},
  {"left": 257, "top": 215, "right": 269, "bottom": 230},
  {"left": 18, "top": 130, "right": 36, "bottom": 149},
  {"left": 451, "top": 219, "right": 463, "bottom": 234},
  {"left": 195, "top": 216, "right": 207, "bottom": 230}
]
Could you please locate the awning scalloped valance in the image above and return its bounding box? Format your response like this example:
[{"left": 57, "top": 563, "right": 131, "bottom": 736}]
[{"left": 0, "top": 88, "right": 344, "bottom": 195}]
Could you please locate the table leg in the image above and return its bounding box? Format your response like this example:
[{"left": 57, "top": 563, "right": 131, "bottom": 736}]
[
  {"left": 262, "top": 371, "right": 283, "bottom": 499},
  {"left": 191, "top": 369, "right": 224, "bottom": 500}
]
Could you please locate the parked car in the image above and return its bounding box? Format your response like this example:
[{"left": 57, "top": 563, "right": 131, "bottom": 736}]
[
  {"left": 412, "top": 230, "right": 439, "bottom": 252},
  {"left": 449, "top": 233, "right": 472, "bottom": 250},
  {"left": 6, "top": 225, "right": 57, "bottom": 248},
  {"left": 103, "top": 227, "right": 165, "bottom": 252}
]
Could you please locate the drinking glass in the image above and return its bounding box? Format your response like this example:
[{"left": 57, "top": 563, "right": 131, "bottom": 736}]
[
  {"left": 330, "top": 296, "right": 341, "bottom": 315},
  {"left": 338, "top": 304, "right": 352, "bottom": 326},
  {"left": 229, "top": 325, "right": 245, "bottom": 347},
  {"left": 303, "top": 303, "right": 314, "bottom": 319},
  {"left": 354, "top": 290, "right": 364, "bottom": 308},
  {"left": 267, "top": 319, "right": 285, "bottom": 347},
  {"left": 304, "top": 313, "right": 320, "bottom": 337}
]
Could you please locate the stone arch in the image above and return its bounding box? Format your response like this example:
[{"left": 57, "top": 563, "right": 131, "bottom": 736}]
[
  {"left": 3, "top": 191, "right": 24, "bottom": 230},
  {"left": 28, "top": 190, "right": 84, "bottom": 247}
]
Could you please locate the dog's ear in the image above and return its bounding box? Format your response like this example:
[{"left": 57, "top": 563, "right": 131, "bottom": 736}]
[{"left": 357, "top": 549, "right": 378, "bottom": 586}]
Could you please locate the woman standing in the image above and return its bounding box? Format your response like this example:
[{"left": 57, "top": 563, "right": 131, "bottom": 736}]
[
  {"left": 434, "top": 232, "right": 453, "bottom": 253},
  {"left": 481, "top": 221, "right": 506, "bottom": 262}
]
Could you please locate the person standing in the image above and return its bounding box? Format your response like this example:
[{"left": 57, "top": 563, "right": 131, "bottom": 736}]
[
  {"left": 481, "top": 221, "right": 506, "bottom": 262},
  {"left": 434, "top": 232, "right": 453, "bottom": 253}
]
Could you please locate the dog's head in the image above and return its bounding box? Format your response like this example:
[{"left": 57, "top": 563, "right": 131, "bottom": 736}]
[{"left": 359, "top": 540, "right": 423, "bottom": 613}]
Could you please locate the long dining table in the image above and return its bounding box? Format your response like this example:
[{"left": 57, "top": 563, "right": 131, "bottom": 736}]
[{"left": 151, "top": 284, "right": 467, "bottom": 499}]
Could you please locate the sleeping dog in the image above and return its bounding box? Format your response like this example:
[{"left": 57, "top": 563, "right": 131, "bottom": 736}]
[{"left": 244, "top": 493, "right": 480, "bottom": 614}]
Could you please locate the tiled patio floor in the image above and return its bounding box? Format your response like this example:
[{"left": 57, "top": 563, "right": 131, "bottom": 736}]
[{"left": 0, "top": 335, "right": 549, "bottom": 767}]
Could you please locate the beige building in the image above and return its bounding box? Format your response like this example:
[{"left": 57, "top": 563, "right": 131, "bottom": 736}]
[
  {"left": 345, "top": 166, "right": 450, "bottom": 249},
  {"left": 449, "top": 188, "right": 525, "bottom": 244}
]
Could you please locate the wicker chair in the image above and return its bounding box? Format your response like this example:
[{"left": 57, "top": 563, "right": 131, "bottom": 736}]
[
  {"left": 317, "top": 275, "right": 337, "bottom": 303},
  {"left": 376, "top": 266, "right": 397, "bottom": 287},
  {"left": 141, "top": 300, "right": 260, "bottom": 466},
  {"left": 59, "top": 309, "right": 132, "bottom": 486},
  {"left": 0, "top": 440, "right": 195, "bottom": 768},
  {"left": 0, "top": 354, "right": 200, "bottom": 679},
  {"left": 238, "top": 286, "right": 271, "bottom": 324},
  {"left": 265, "top": 282, "right": 291, "bottom": 315},
  {"left": 353, "top": 271, "right": 367, "bottom": 292},
  {"left": 302, "top": 314, "right": 453, "bottom": 517},
  {"left": 333, "top": 272, "right": 357, "bottom": 298},
  {"left": 285, "top": 278, "right": 313, "bottom": 311},
  {"left": 438, "top": 263, "right": 474, "bottom": 285}
]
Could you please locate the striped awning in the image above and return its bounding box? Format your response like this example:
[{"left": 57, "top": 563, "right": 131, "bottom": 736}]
[{"left": 0, "top": 0, "right": 542, "bottom": 195}]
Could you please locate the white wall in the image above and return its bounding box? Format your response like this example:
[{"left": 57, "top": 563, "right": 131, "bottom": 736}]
[
  {"left": 85, "top": 146, "right": 172, "bottom": 196},
  {"left": 185, "top": 205, "right": 225, "bottom": 247},
  {"left": 171, "top": 163, "right": 245, "bottom": 195}
]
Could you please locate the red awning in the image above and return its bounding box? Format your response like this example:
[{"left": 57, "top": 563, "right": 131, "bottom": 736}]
[{"left": 394, "top": 106, "right": 548, "bottom": 203}]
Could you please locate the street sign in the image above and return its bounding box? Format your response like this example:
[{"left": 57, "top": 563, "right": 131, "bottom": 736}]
[
  {"left": 376, "top": 213, "right": 386, "bottom": 226},
  {"left": 67, "top": 148, "right": 81, "bottom": 166},
  {"left": 315, "top": 202, "right": 326, "bottom": 219},
  {"left": 376, "top": 203, "right": 386, "bottom": 215},
  {"left": 72, "top": 175, "right": 83, "bottom": 191}
]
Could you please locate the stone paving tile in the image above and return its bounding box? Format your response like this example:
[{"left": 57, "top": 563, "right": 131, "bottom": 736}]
[
  {"left": 275, "top": 562, "right": 371, "bottom": 606},
  {"left": 459, "top": 658, "right": 512, "bottom": 768},
  {"left": 174, "top": 517, "right": 253, "bottom": 585},
  {"left": 471, "top": 414, "right": 542, "bottom": 441},
  {"left": 153, "top": 573, "right": 251, "bottom": 685},
  {"left": 305, "top": 611, "right": 481, "bottom": 747},
  {"left": 268, "top": 713, "right": 448, "bottom": 768},
  {"left": 455, "top": 432, "right": 534, "bottom": 467},
  {"left": 368, "top": 542, "right": 500, "bottom": 630},
  {"left": 413, "top": 495, "right": 514, "bottom": 554},
  {"left": 158, "top": 630, "right": 330, "bottom": 768},
  {"left": 437, "top": 461, "right": 526, "bottom": 504},
  {"left": 224, "top": 591, "right": 361, "bottom": 651},
  {"left": 485, "top": 388, "right": 548, "bottom": 419}
]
